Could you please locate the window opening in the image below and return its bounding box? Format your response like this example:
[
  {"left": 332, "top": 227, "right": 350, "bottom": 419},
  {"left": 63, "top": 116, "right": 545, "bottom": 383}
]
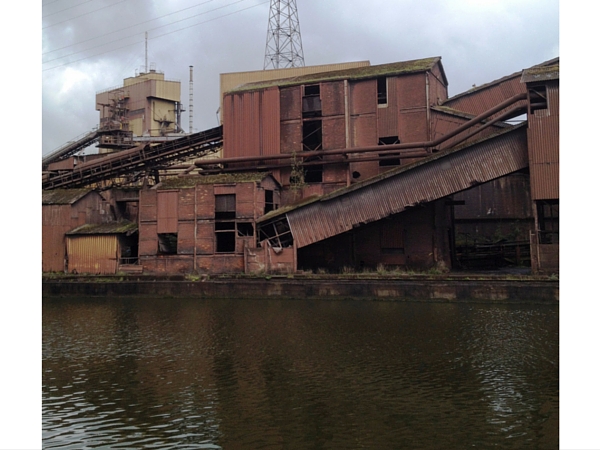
[
  {"left": 215, "top": 194, "right": 236, "bottom": 253},
  {"left": 377, "top": 77, "right": 388, "bottom": 105},
  {"left": 302, "top": 84, "right": 321, "bottom": 118},
  {"left": 158, "top": 233, "right": 178, "bottom": 254},
  {"left": 529, "top": 85, "right": 548, "bottom": 114},
  {"left": 265, "top": 190, "right": 275, "bottom": 214},
  {"left": 378, "top": 136, "right": 401, "bottom": 167},
  {"left": 237, "top": 223, "right": 254, "bottom": 237},
  {"left": 215, "top": 194, "right": 236, "bottom": 220},
  {"left": 302, "top": 120, "right": 322, "bottom": 151},
  {"left": 259, "top": 218, "right": 293, "bottom": 248},
  {"left": 304, "top": 158, "right": 323, "bottom": 183},
  {"left": 536, "top": 200, "right": 559, "bottom": 244}
]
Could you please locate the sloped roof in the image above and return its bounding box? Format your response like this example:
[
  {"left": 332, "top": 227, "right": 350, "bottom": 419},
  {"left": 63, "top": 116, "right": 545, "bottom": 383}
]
[
  {"left": 444, "top": 57, "right": 558, "bottom": 103},
  {"left": 258, "top": 123, "right": 526, "bottom": 223},
  {"left": 521, "top": 64, "right": 559, "bottom": 83},
  {"left": 227, "top": 57, "right": 445, "bottom": 94},
  {"left": 155, "top": 172, "right": 279, "bottom": 189},
  {"left": 42, "top": 188, "right": 94, "bottom": 205},
  {"left": 66, "top": 220, "right": 138, "bottom": 235}
]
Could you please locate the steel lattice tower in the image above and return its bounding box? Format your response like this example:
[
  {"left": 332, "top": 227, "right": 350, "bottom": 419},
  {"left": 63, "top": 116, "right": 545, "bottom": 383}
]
[{"left": 263, "top": 0, "right": 305, "bottom": 69}]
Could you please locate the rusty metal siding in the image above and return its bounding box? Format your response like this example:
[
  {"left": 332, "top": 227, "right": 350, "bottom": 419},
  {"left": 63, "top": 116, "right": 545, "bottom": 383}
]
[
  {"left": 397, "top": 73, "right": 426, "bottom": 109},
  {"left": 66, "top": 235, "right": 118, "bottom": 274},
  {"left": 42, "top": 205, "right": 70, "bottom": 272},
  {"left": 443, "top": 75, "right": 526, "bottom": 117},
  {"left": 223, "top": 89, "right": 280, "bottom": 158},
  {"left": 528, "top": 82, "right": 559, "bottom": 200},
  {"left": 287, "top": 126, "right": 529, "bottom": 248},
  {"left": 399, "top": 110, "right": 428, "bottom": 143},
  {"left": 157, "top": 191, "right": 178, "bottom": 233},
  {"left": 260, "top": 87, "right": 281, "bottom": 157}
]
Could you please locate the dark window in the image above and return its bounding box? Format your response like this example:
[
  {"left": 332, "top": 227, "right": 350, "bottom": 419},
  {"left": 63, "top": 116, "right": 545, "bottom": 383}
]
[
  {"left": 216, "top": 230, "right": 236, "bottom": 253},
  {"left": 537, "top": 200, "right": 559, "bottom": 244},
  {"left": 378, "top": 136, "right": 401, "bottom": 167},
  {"left": 265, "top": 190, "right": 275, "bottom": 214},
  {"left": 302, "top": 120, "right": 322, "bottom": 151},
  {"left": 377, "top": 77, "right": 388, "bottom": 105},
  {"left": 215, "top": 194, "right": 235, "bottom": 220},
  {"left": 158, "top": 233, "right": 178, "bottom": 254},
  {"left": 304, "top": 159, "right": 323, "bottom": 183},
  {"left": 215, "top": 194, "right": 236, "bottom": 252},
  {"left": 237, "top": 222, "right": 254, "bottom": 237},
  {"left": 529, "top": 85, "right": 548, "bottom": 114},
  {"left": 302, "top": 84, "right": 321, "bottom": 118}
]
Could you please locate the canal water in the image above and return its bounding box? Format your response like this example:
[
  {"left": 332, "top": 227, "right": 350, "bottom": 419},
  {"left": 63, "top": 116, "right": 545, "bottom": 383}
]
[{"left": 43, "top": 297, "right": 558, "bottom": 449}]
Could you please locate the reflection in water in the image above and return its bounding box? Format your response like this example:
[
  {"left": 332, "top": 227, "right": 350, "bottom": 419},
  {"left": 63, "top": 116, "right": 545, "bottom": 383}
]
[{"left": 43, "top": 298, "right": 558, "bottom": 449}]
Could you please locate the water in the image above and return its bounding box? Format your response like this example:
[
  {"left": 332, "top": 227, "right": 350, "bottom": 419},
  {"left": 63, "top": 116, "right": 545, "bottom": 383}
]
[{"left": 43, "top": 297, "right": 558, "bottom": 449}]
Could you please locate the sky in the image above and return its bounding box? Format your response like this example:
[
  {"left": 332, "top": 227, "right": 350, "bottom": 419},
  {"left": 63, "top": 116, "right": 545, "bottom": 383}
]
[
  {"left": 41, "top": 0, "right": 560, "bottom": 156},
  {"left": 7, "top": 2, "right": 600, "bottom": 449}
]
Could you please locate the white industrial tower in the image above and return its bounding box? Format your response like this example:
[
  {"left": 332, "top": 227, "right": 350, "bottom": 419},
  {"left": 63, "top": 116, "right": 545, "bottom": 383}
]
[{"left": 263, "top": 0, "right": 305, "bottom": 69}]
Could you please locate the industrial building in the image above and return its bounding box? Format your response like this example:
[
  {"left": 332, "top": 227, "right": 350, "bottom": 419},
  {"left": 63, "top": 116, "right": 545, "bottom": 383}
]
[{"left": 41, "top": 56, "right": 559, "bottom": 276}]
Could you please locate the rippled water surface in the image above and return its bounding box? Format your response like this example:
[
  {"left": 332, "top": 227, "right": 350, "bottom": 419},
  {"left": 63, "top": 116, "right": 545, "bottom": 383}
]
[{"left": 43, "top": 297, "right": 558, "bottom": 449}]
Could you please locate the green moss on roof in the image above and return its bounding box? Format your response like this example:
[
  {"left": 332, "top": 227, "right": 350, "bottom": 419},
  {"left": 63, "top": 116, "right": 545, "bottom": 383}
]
[
  {"left": 157, "top": 172, "right": 271, "bottom": 189},
  {"left": 228, "top": 57, "right": 441, "bottom": 94},
  {"left": 522, "top": 64, "right": 559, "bottom": 76},
  {"left": 67, "top": 220, "right": 138, "bottom": 235},
  {"left": 42, "top": 188, "right": 93, "bottom": 205}
]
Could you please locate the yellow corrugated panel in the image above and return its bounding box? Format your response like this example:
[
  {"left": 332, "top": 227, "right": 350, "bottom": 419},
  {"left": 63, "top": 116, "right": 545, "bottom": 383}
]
[{"left": 66, "top": 235, "right": 118, "bottom": 274}]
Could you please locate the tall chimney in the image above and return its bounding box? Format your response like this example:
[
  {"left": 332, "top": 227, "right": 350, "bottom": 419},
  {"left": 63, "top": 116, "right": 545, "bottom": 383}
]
[{"left": 189, "top": 66, "right": 194, "bottom": 134}]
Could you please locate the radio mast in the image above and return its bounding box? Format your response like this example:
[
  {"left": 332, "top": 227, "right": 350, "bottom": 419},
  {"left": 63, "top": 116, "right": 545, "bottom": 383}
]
[{"left": 263, "top": 0, "right": 305, "bottom": 69}]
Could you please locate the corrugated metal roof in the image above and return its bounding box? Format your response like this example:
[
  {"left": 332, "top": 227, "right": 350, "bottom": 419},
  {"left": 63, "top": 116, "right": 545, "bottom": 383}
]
[
  {"left": 521, "top": 64, "right": 559, "bottom": 83},
  {"left": 67, "top": 220, "right": 138, "bottom": 235},
  {"left": 42, "top": 188, "right": 94, "bottom": 205},
  {"left": 228, "top": 57, "right": 444, "bottom": 94},
  {"left": 444, "top": 57, "right": 558, "bottom": 104},
  {"left": 258, "top": 124, "right": 528, "bottom": 248}
]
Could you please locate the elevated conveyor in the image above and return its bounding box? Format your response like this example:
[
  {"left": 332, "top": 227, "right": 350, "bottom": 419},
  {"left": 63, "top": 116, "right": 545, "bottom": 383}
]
[
  {"left": 43, "top": 126, "right": 223, "bottom": 190},
  {"left": 42, "top": 129, "right": 100, "bottom": 169}
]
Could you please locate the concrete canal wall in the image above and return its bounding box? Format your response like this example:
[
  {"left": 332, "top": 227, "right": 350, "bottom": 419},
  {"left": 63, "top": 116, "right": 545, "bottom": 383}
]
[{"left": 42, "top": 275, "right": 558, "bottom": 303}]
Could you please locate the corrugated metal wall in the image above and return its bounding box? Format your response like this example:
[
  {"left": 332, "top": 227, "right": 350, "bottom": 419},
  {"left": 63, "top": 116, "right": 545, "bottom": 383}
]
[
  {"left": 66, "top": 235, "right": 118, "bottom": 274},
  {"left": 223, "top": 87, "right": 280, "bottom": 159},
  {"left": 443, "top": 74, "right": 526, "bottom": 116},
  {"left": 287, "top": 126, "right": 529, "bottom": 248},
  {"left": 528, "top": 82, "right": 559, "bottom": 200}
]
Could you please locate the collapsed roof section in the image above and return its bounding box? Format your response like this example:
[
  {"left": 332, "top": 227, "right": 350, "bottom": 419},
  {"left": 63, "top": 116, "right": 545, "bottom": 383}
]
[{"left": 258, "top": 123, "right": 529, "bottom": 249}]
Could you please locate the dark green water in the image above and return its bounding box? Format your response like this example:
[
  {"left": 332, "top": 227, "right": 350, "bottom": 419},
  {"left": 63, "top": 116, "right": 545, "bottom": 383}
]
[{"left": 42, "top": 297, "right": 558, "bottom": 449}]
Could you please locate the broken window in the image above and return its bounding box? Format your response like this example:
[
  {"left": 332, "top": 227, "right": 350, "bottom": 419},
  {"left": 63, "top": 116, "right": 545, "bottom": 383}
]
[
  {"left": 536, "top": 200, "right": 559, "bottom": 244},
  {"left": 215, "top": 194, "right": 236, "bottom": 220},
  {"left": 264, "top": 190, "right": 276, "bottom": 214},
  {"left": 302, "top": 84, "right": 321, "bottom": 118},
  {"left": 258, "top": 217, "right": 294, "bottom": 248},
  {"left": 158, "top": 233, "right": 178, "bottom": 254},
  {"left": 237, "top": 222, "right": 254, "bottom": 237},
  {"left": 378, "top": 136, "right": 401, "bottom": 167},
  {"left": 302, "top": 120, "right": 322, "bottom": 151},
  {"left": 377, "top": 77, "right": 388, "bottom": 106},
  {"left": 215, "top": 194, "right": 236, "bottom": 253},
  {"left": 304, "top": 158, "right": 323, "bottom": 183},
  {"left": 529, "top": 85, "right": 548, "bottom": 114}
]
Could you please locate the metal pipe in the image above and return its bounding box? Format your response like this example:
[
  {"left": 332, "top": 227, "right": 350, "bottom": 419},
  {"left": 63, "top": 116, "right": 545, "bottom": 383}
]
[{"left": 193, "top": 92, "right": 527, "bottom": 168}]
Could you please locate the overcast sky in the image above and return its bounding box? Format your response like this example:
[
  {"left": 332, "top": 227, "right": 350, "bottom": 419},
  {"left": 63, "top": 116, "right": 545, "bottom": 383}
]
[{"left": 41, "top": 0, "right": 559, "bottom": 156}]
